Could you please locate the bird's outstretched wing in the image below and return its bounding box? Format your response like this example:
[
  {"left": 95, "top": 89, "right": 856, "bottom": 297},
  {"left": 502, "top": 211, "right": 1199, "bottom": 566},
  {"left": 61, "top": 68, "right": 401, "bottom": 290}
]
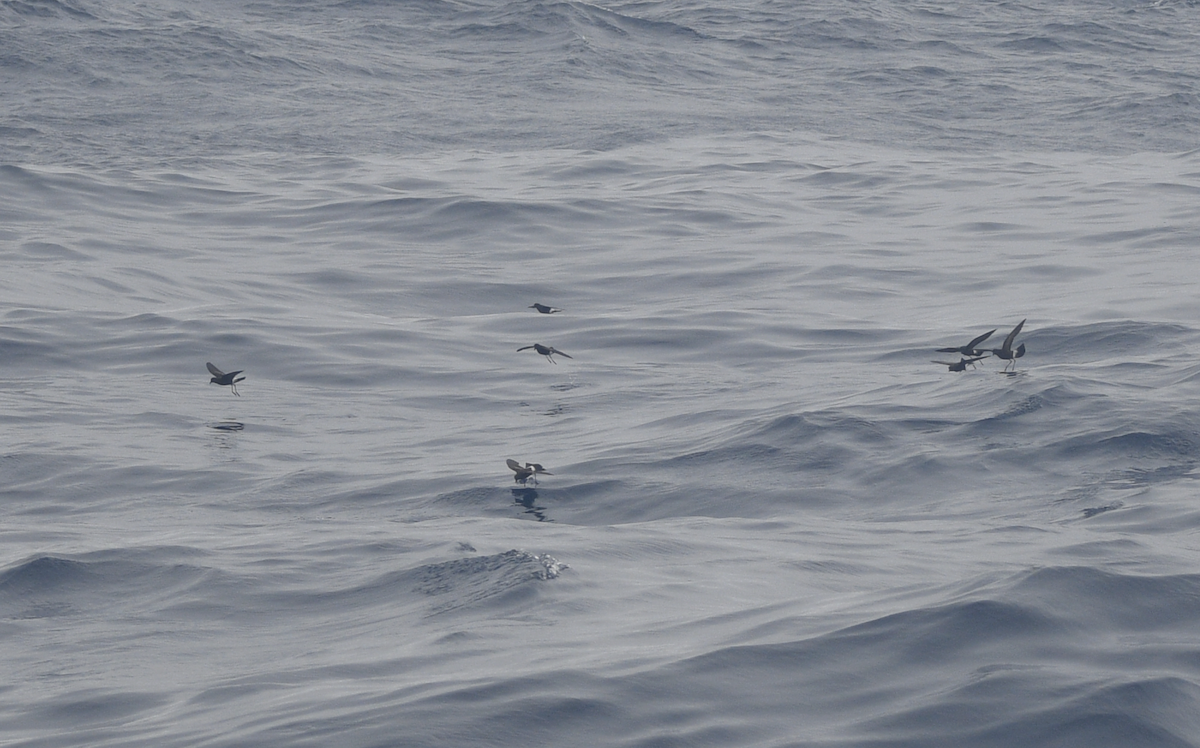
[
  {"left": 206, "top": 362, "right": 224, "bottom": 377},
  {"left": 551, "top": 349, "right": 573, "bottom": 359},
  {"left": 967, "top": 329, "right": 997, "bottom": 349},
  {"left": 507, "top": 459, "right": 526, "bottom": 473},
  {"left": 516, "top": 346, "right": 534, "bottom": 352},
  {"left": 1002, "top": 319, "right": 1026, "bottom": 351}
]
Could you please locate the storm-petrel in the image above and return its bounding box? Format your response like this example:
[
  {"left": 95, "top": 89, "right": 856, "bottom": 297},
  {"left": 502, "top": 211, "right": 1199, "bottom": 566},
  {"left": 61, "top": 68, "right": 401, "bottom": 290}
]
[
  {"left": 989, "top": 319, "right": 1027, "bottom": 371},
  {"left": 932, "top": 356, "right": 986, "bottom": 372},
  {"left": 206, "top": 362, "right": 246, "bottom": 396},
  {"left": 518, "top": 343, "right": 573, "bottom": 364},
  {"left": 507, "top": 459, "right": 553, "bottom": 485}
]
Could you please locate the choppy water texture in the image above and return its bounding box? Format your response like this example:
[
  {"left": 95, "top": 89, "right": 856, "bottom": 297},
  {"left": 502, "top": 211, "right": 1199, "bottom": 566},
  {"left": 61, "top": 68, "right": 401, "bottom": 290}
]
[{"left": 3, "top": 1, "right": 1200, "bottom": 746}]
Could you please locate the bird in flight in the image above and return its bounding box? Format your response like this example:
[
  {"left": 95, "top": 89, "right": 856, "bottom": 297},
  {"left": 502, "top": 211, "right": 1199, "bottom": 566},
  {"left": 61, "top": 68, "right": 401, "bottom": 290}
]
[
  {"left": 507, "top": 459, "right": 552, "bottom": 485},
  {"left": 207, "top": 362, "right": 246, "bottom": 396},
  {"left": 932, "top": 356, "right": 986, "bottom": 372},
  {"left": 989, "top": 319, "right": 1027, "bottom": 371},
  {"left": 517, "top": 343, "right": 573, "bottom": 364},
  {"left": 937, "top": 328, "right": 996, "bottom": 357},
  {"left": 529, "top": 303, "right": 563, "bottom": 314}
]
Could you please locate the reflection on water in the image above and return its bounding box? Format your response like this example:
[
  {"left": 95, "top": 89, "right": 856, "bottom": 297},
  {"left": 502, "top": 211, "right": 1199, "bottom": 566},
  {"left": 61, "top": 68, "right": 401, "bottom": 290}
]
[
  {"left": 206, "top": 420, "right": 245, "bottom": 461},
  {"left": 511, "top": 488, "right": 550, "bottom": 522}
]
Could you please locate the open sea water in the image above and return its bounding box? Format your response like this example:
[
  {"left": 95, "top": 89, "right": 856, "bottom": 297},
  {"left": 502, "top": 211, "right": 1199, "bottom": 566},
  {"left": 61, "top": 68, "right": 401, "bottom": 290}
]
[{"left": 4, "top": 0, "right": 1200, "bottom": 745}]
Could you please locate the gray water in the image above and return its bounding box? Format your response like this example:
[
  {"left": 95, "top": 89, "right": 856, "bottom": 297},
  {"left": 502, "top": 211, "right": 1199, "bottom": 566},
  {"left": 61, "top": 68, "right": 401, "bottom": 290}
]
[{"left": 4, "top": 1, "right": 1200, "bottom": 746}]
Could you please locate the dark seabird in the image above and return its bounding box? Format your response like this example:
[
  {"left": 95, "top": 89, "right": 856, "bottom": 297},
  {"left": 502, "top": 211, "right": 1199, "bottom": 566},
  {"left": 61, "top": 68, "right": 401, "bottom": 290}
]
[
  {"left": 517, "top": 343, "right": 573, "bottom": 364},
  {"left": 207, "top": 362, "right": 246, "bottom": 396},
  {"left": 989, "top": 319, "right": 1027, "bottom": 371},
  {"left": 932, "top": 356, "right": 986, "bottom": 372},
  {"left": 508, "top": 458, "right": 553, "bottom": 485},
  {"left": 529, "top": 303, "right": 563, "bottom": 314},
  {"left": 937, "top": 328, "right": 996, "bottom": 357}
]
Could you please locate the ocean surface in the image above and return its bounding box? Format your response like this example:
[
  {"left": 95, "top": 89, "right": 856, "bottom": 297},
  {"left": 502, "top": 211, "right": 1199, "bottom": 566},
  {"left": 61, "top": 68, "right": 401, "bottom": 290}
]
[{"left": 4, "top": 0, "right": 1200, "bottom": 746}]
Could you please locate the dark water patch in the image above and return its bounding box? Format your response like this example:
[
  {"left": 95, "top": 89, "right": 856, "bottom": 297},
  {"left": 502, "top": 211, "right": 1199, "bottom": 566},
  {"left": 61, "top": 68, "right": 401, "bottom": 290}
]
[
  {"left": 856, "top": 676, "right": 1200, "bottom": 748},
  {"left": 1080, "top": 224, "right": 1180, "bottom": 248},
  {"left": 1008, "top": 566, "right": 1200, "bottom": 630},
  {"left": 413, "top": 549, "right": 563, "bottom": 590},
  {"left": 1012, "top": 263, "right": 1104, "bottom": 282},
  {"left": 650, "top": 412, "right": 885, "bottom": 486},
  {"left": 1081, "top": 502, "right": 1123, "bottom": 518},
  {"left": 356, "top": 587, "right": 1200, "bottom": 746},
  {"left": 1024, "top": 320, "right": 1194, "bottom": 361},
  {"left": 0, "top": 555, "right": 98, "bottom": 596},
  {"left": 1055, "top": 426, "right": 1200, "bottom": 462},
  {"left": 298, "top": 194, "right": 611, "bottom": 242},
  {"left": 582, "top": 323, "right": 738, "bottom": 355},
  {"left": 666, "top": 441, "right": 782, "bottom": 468},
  {"left": 1050, "top": 538, "right": 1144, "bottom": 561},
  {"left": 263, "top": 549, "right": 564, "bottom": 618},
  {"left": 970, "top": 392, "right": 1045, "bottom": 426},
  {"left": 19, "top": 240, "right": 92, "bottom": 262},
  {"left": 24, "top": 689, "right": 171, "bottom": 729},
  {"left": 1062, "top": 465, "right": 1199, "bottom": 514},
  {"left": 0, "top": 551, "right": 212, "bottom": 620},
  {"left": 3, "top": 0, "right": 96, "bottom": 20},
  {"left": 744, "top": 411, "right": 890, "bottom": 446},
  {"left": 431, "top": 485, "right": 517, "bottom": 513},
  {"left": 1118, "top": 464, "right": 1198, "bottom": 486},
  {"left": 801, "top": 168, "right": 892, "bottom": 189},
  {"left": 831, "top": 599, "right": 1064, "bottom": 665},
  {"left": 0, "top": 325, "right": 62, "bottom": 368},
  {"left": 956, "top": 220, "right": 1026, "bottom": 233},
  {"left": 1041, "top": 20, "right": 1156, "bottom": 54},
  {"left": 188, "top": 680, "right": 294, "bottom": 707},
  {"left": 998, "top": 35, "right": 1067, "bottom": 53}
]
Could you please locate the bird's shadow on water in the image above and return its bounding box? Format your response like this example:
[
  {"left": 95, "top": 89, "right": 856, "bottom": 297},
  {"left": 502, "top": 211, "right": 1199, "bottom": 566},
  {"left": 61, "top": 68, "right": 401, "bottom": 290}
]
[
  {"left": 205, "top": 420, "right": 245, "bottom": 462},
  {"left": 517, "top": 401, "right": 571, "bottom": 417},
  {"left": 511, "top": 488, "right": 551, "bottom": 522}
]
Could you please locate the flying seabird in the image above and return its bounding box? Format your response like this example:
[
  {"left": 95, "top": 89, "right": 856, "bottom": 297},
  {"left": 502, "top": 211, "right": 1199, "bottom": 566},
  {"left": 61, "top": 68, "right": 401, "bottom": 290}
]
[
  {"left": 529, "top": 303, "right": 562, "bottom": 314},
  {"left": 207, "top": 362, "right": 246, "bottom": 396},
  {"left": 937, "top": 328, "right": 996, "bottom": 357},
  {"left": 507, "top": 459, "right": 553, "bottom": 485},
  {"left": 517, "top": 343, "right": 573, "bottom": 364},
  {"left": 989, "top": 319, "right": 1027, "bottom": 371},
  {"left": 932, "top": 356, "right": 986, "bottom": 372}
]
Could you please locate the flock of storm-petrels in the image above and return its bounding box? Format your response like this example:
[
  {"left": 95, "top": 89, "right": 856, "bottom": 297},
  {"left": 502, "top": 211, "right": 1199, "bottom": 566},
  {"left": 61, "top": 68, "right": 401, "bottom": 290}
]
[
  {"left": 932, "top": 318, "right": 1026, "bottom": 373},
  {"left": 207, "top": 307, "right": 1029, "bottom": 487}
]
